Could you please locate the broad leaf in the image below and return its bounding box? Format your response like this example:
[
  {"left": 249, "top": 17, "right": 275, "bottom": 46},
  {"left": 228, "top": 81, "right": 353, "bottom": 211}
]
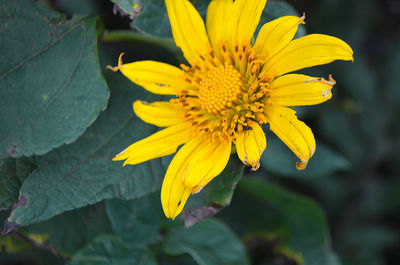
[
  {"left": 25, "top": 203, "right": 112, "bottom": 254},
  {"left": 221, "top": 178, "right": 341, "bottom": 265},
  {"left": 158, "top": 254, "right": 197, "bottom": 265},
  {"left": 383, "top": 36, "right": 400, "bottom": 112},
  {"left": 316, "top": 105, "right": 366, "bottom": 168},
  {"left": 132, "top": 0, "right": 208, "bottom": 38},
  {"left": 0, "top": 0, "right": 109, "bottom": 157},
  {"left": 106, "top": 194, "right": 162, "bottom": 247},
  {"left": 0, "top": 158, "right": 37, "bottom": 210},
  {"left": 69, "top": 235, "right": 158, "bottom": 265},
  {"left": 110, "top": 0, "right": 139, "bottom": 15},
  {"left": 260, "top": 135, "right": 350, "bottom": 178},
  {"left": 163, "top": 218, "right": 250, "bottom": 265},
  {"left": 0, "top": 246, "right": 64, "bottom": 265},
  {"left": 6, "top": 75, "right": 168, "bottom": 226}
]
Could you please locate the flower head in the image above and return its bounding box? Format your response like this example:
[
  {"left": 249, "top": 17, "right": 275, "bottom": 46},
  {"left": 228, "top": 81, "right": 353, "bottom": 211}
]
[{"left": 110, "top": 0, "right": 353, "bottom": 219}]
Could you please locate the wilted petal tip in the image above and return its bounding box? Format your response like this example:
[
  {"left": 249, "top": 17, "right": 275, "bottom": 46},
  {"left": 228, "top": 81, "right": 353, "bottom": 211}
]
[{"left": 106, "top": 52, "right": 125, "bottom": 72}]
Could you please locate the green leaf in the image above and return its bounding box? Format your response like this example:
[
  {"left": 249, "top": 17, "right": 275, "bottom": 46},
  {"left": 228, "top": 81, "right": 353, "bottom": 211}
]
[
  {"left": 0, "top": 246, "right": 65, "bottom": 265},
  {"left": 0, "top": 158, "right": 21, "bottom": 210},
  {"left": 260, "top": 135, "right": 350, "bottom": 178},
  {"left": 6, "top": 75, "right": 169, "bottom": 226},
  {"left": 105, "top": 194, "right": 162, "bottom": 247},
  {"left": 182, "top": 158, "right": 244, "bottom": 226},
  {"left": 68, "top": 235, "right": 158, "bottom": 265},
  {"left": 163, "top": 218, "right": 250, "bottom": 265},
  {"left": 383, "top": 36, "right": 400, "bottom": 112},
  {"left": 158, "top": 254, "right": 198, "bottom": 265},
  {"left": 0, "top": 0, "right": 109, "bottom": 158},
  {"left": 53, "top": 0, "right": 103, "bottom": 16},
  {"left": 222, "top": 178, "right": 341, "bottom": 265},
  {"left": 101, "top": 30, "right": 181, "bottom": 63},
  {"left": 316, "top": 105, "right": 366, "bottom": 168},
  {"left": 110, "top": 0, "right": 139, "bottom": 15},
  {"left": 0, "top": 157, "right": 37, "bottom": 210},
  {"left": 5, "top": 28, "right": 186, "bottom": 227},
  {"left": 25, "top": 202, "right": 112, "bottom": 254},
  {"left": 337, "top": 225, "right": 397, "bottom": 265}
]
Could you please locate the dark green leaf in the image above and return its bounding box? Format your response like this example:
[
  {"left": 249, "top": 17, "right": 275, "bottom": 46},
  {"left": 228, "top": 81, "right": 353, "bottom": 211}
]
[
  {"left": 106, "top": 194, "right": 162, "bottom": 247},
  {"left": 222, "top": 178, "right": 340, "bottom": 265},
  {"left": 0, "top": 247, "right": 64, "bottom": 265},
  {"left": 132, "top": 0, "right": 208, "bottom": 38},
  {"left": 0, "top": 0, "right": 109, "bottom": 158},
  {"left": 6, "top": 75, "right": 169, "bottom": 226},
  {"left": 260, "top": 135, "right": 350, "bottom": 178},
  {"left": 0, "top": 158, "right": 21, "bottom": 210},
  {"left": 101, "top": 30, "right": 181, "bottom": 63},
  {"left": 158, "top": 254, "right": 197, "bottom": 265},
  {"left": 0, "top": 157, "right": 37, "bottom": 210},
  {"left": 163, "top": 218, "right": 250, "bottom": 265},
  {"left": 383, "top": 36, "right": 400, "bottom": 112},
  {"left": 316, "top": 104, "right": 366, "bottom": 168},
  {"left": 110, "top": 0, "right": 139, "bottom": 15},
  {"left": 25, "top": 202, "right": 113, "bottom": 254},
  {"left": 68, "top": 235, "right": 158, "bottom": 265},
  {"left": 337, "top": 225, "right": 397, "bottom": 265}
]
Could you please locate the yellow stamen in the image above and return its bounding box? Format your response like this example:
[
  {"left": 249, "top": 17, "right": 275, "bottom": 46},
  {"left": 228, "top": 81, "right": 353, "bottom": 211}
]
[{"left": 198, "top": 65, "right": 243, "bottom": 114}]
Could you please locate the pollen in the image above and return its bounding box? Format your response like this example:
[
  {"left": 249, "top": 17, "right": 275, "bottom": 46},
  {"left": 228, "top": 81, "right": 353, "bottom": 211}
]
[{"left": 198, "top": 65, "right": 243, "bottom": 114}]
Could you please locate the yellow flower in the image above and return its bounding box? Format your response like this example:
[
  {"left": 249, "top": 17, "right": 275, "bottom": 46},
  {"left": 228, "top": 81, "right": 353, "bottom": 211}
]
[{"left": 109, "top": 0, "right": 353, "bottom": 219}]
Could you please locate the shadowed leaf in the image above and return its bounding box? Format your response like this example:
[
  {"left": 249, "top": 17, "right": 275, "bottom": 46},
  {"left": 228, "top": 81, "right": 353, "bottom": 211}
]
[{"left": 0, "top": 0, "right": 109, "bottom": 157}]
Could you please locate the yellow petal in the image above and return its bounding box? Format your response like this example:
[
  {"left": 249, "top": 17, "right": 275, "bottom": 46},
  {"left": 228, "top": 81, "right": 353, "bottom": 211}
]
[
  {"left": 165, "top": 0, "right": 211, "bottom": 65},
  {"left": 228, "top": 0, "right": 267, "bottom": 48},
  {"left": 268, "top": 74, "right": 336, "bottom": 106},
  {"left": 264, "top": 106, "right": 315, "bottom": 170},
  {"left": 236, "top": 122, "right": 266, "bottom": 170},
  {"left": 182, "top": 139, "right": 231, "bottom": 191},
  {"left": 255, "top": 15, "right": 305, "bottom": 60},
  {"left": 263, "top": 34, "right": 354, "bottom": 76},
  {"left": 161, "top": 137, "right": 231, "bottom": 219},
  {"left": 113, "top": 123, "right": 191, "bottom": 166},
  {"left": 133, "top": 101, "right": 181, "bottom": 127},
  {"left": 206, "top": 0, "right": 234, "bottom": 49},
  {"left": 119, "top": 60, "right": 189, "bottom": 95}
]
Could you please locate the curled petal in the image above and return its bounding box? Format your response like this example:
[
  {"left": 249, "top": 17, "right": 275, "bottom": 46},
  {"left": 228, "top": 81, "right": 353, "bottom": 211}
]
[
  {"left": 236, "top": 122, "right": 266, "bottom": 170},
  {"left": 268, "top": 74, "right": 336, "bottom": 106},
  {"left": 264, "top": 106, "right": 316, "bottom": 169},
  {"left": 161, "top": 137, "right": 231, "bottom": 219}
]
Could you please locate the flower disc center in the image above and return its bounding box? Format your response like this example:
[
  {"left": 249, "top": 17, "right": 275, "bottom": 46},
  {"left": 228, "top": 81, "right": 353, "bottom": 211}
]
[{"left": 198, "top": 65, "right": 243, "bottom": 114}]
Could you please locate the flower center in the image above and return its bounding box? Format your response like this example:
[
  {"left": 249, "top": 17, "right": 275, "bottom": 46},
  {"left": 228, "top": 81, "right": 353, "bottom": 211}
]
[
  {"left": 176, "top": 42, "right": 274, "bottom": 141},
  {"left": 198, "top": 65, "right": 243, "bottom": 114}
]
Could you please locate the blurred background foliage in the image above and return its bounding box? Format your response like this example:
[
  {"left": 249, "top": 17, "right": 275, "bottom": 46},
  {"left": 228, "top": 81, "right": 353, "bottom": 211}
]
[{"left": 0, "top": 0, "right": 399, "bottom": 265}]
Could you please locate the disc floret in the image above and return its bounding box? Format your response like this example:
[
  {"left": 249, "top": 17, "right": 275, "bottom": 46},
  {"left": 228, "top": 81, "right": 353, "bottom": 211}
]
[{"left": 174, "top": 42, "right": 275, "bottom": 142}]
